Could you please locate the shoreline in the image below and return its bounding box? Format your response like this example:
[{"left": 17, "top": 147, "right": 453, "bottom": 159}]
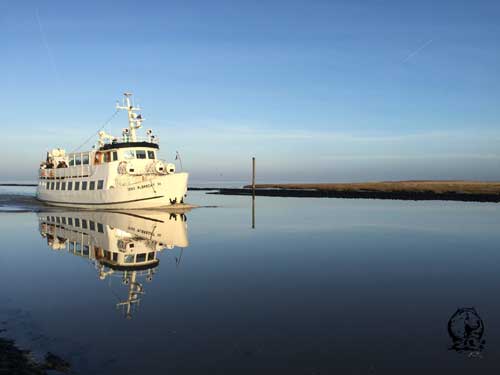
[
  {"left": 3, "top": 181, "right": 500, "bottom": 203},
  {"left": 219, "top": 181, "right": 500, "bottom": 203},
  {"left": 210, "top": 187, "right": 500, "bottom": 202},
  {"left": 243, "top": 181, "right": 500, "bottom": 193},
  {"left": 0, "top": 335, "right": 70, "bottom": 374}
]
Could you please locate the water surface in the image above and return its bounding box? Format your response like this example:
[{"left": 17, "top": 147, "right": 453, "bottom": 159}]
[{"left": 1, "top": 190, "right": 499, "bottom": 373}]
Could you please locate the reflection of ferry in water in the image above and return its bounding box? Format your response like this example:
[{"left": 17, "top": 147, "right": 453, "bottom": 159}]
[{"left": 38, "top": 209, "right": 189, "bottom": 318}]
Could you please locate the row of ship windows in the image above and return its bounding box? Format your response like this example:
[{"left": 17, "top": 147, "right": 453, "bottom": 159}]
[
  {"left": 45, "top": 232, "right": 156, "bottom": 265},
  {"left": 67, "top": 154, "right": 91, "bottom": 166},
  {"left": 45, "top": 215, "right": 105, "bottom": 233},
  {"left": 65, "top": 150, "right": 155, "bottom": 166},
  {"left": 124, "top": 252, "right": 156, "bottom": 263},
  {"left": 69, "top": 242, "right": 155, "bottom": 263},
  {"left": 69, "top": 242, "right": 91, "bottom": 257},
  {"left": 45, "top": 180, "right": 105, "bottom": 191},
  {"left": 65, "top": 152, "right": 116, "bottom": 166},
  {"left": 123, "top": 150, "right": 156, "bottom": 160},
  {"left": 68, "top": 241, "right": 155, "bottom": 264},
  {"left": 44, "top": 216, "right": 157, "bottom": 264}
]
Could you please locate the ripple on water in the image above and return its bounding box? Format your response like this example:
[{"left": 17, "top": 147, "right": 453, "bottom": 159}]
[{"left": 0, "top": 194, "right": 47, "bottom": 213}]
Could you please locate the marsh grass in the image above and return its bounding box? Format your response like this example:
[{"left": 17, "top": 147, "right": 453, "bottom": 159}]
[{"left": 245, "top": 181, "right": 500, "bottom": 195}]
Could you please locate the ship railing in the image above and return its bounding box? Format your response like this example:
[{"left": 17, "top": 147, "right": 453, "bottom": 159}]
[
  {"left": 100, "top": 136, "right": 160, "bottom": 145},
  {"left": 39, "top": 164, "right": 92, "bottom": 179},
  {"left": 40, "top": 151, "right": 94, "bottom": 179}
]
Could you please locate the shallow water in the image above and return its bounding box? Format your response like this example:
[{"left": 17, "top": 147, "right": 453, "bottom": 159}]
[{"left": 1, "top": 189, "right": 500, "bottom": 374}]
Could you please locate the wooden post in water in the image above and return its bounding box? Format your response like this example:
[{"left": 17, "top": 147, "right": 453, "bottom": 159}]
[
  {"left": 252, "top": 157, "right": 256, "bottom": 193},
  {"left": 252, "top": 157, "right": 255, "bottom": 229}
]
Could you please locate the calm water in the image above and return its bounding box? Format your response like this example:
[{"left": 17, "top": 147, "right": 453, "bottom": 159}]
[{"left": 1, "top": 189, "right": 500, "bottom": 374}]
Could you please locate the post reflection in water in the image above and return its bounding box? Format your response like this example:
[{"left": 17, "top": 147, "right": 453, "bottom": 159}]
[{"left": 38, "top": 209, "right": 189, "bottom": 319}]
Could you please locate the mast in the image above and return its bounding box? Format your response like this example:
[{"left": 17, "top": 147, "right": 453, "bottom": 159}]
[
  {"left": 116, "top": 271, "right": 144, "bottom": 319},
  {"left": 116, "top": 92, "right": 143, "bottom": 142}
]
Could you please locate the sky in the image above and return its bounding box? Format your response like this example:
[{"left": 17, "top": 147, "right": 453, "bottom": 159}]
[{"left": 2, "top": 0, "right": 500, "bottom": 183}]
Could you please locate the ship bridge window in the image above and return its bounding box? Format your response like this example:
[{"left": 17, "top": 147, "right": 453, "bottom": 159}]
[
  {"left": 82, "top": 181, "right": 87, "bottom": 190},
  {"left": 112, "top": 151, "right": 118, "bottom": 161},
  {"left": 82, "top": 154, "right": 89, "bottom": 165},
  {"left": 75, "top": 181, "right": 80, "bottom": 191},
  {"left": 75, "top": 155, "right": 81, "bottom": 166},
  {"left": 136, "top": 253, "right": 146, "bottom": 262},
  {"left": 68, "top": 181, "right": 73, "bottom": 191},
  {"left": 97, "top": 180, "right": 104, "bottom": 190},
  {"left": 97, "top": 223, "right": 104, "bottom": 233},
  {"left": 147, "top": 151, "right": 155, "bottom": 159},
  {"left": 51, "top": 182, "right": 55, "bottom": 190},
  {"left": 82, "top": 220, "right": 88, "bottom": 229},
  {"left": 104, "top": 152, "right": 111, "bottom": 163},
  {"left": 124, "top": 150, "right": 135, "bottom": 159},
  {"left": 89, "top": 221, "right": 95, "bottom": 231},
  {"left": 56, "top": 182, "right": 60, "bottom": 190},
  {"left": 75, "top": 218, "right": 80, "bottom": 227},
  {"left": 46, "top": 182, "right": 50, "bottom": 189},
  {"left": 94, "top": 152, "right": 103, "bottom": 165},
  {"left": 125, "top": 255, "right": 134, "bottom": 263},
  {"left": 61, "top": 182, "right": 66, "bottom": 191},
  {"left": 89, "top": 181, "right": 95, "bottom": 190},
  {"left": 136, "top": 150, "right": 147, "bottom": 159},
  {"left": 69, "top": 157, "right": 74, "bottom": 166}
]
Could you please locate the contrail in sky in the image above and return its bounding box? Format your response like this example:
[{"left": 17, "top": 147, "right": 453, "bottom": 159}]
[
  {"left": 403, "top": 38, "right": 434, "bottom": 62},
  {"left": 35, "top": 9, "right": 61, "bottom": 82}
]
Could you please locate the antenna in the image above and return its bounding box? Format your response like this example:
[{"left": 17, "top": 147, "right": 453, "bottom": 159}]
[{"left": 116, "top": 92, "right": 143, "bottom": 141}]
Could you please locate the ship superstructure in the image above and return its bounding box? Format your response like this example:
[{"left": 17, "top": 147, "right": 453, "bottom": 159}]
[{"left": 36, "top": 93, "right": 188, "bottom": 209}]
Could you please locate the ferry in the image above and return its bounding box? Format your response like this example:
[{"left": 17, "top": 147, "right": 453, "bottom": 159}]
[
  {"left": 36, "top": 93, "right": 188, "bottom": 209},
  {"left": 38, "top": 209, "right": 189, "bottom": 319}
]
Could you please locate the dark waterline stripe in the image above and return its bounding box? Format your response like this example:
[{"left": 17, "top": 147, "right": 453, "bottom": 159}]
[
  {"left": 109, "top": 210, "right": 166, "bottom": 223},
  {"left": 0, "top": 183, "right": 37, "bottom": 186},
  {"left": 37, "top": 195, "right": 165, "bottom": 206}
]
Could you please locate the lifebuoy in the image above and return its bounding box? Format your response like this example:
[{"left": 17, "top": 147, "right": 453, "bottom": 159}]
[{"left": 117, "top": 161, "right": 127, "bottom": 174}]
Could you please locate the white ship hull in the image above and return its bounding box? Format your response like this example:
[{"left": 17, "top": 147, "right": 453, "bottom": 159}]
[
  {"left": 37, "top": 172, "right": 188, "bottom": 209},
  {"left": 37, "top": 93, "right": 189, "bottom": 210}
]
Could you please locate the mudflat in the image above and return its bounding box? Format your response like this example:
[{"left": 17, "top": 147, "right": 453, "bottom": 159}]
[{"left": 244, "top": 181, "right": 500, "bottom": 195}]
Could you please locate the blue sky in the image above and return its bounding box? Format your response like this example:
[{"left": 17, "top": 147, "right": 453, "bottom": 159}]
[{"left": 2, "top": 0, "right": 500, "bottom": 183}]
